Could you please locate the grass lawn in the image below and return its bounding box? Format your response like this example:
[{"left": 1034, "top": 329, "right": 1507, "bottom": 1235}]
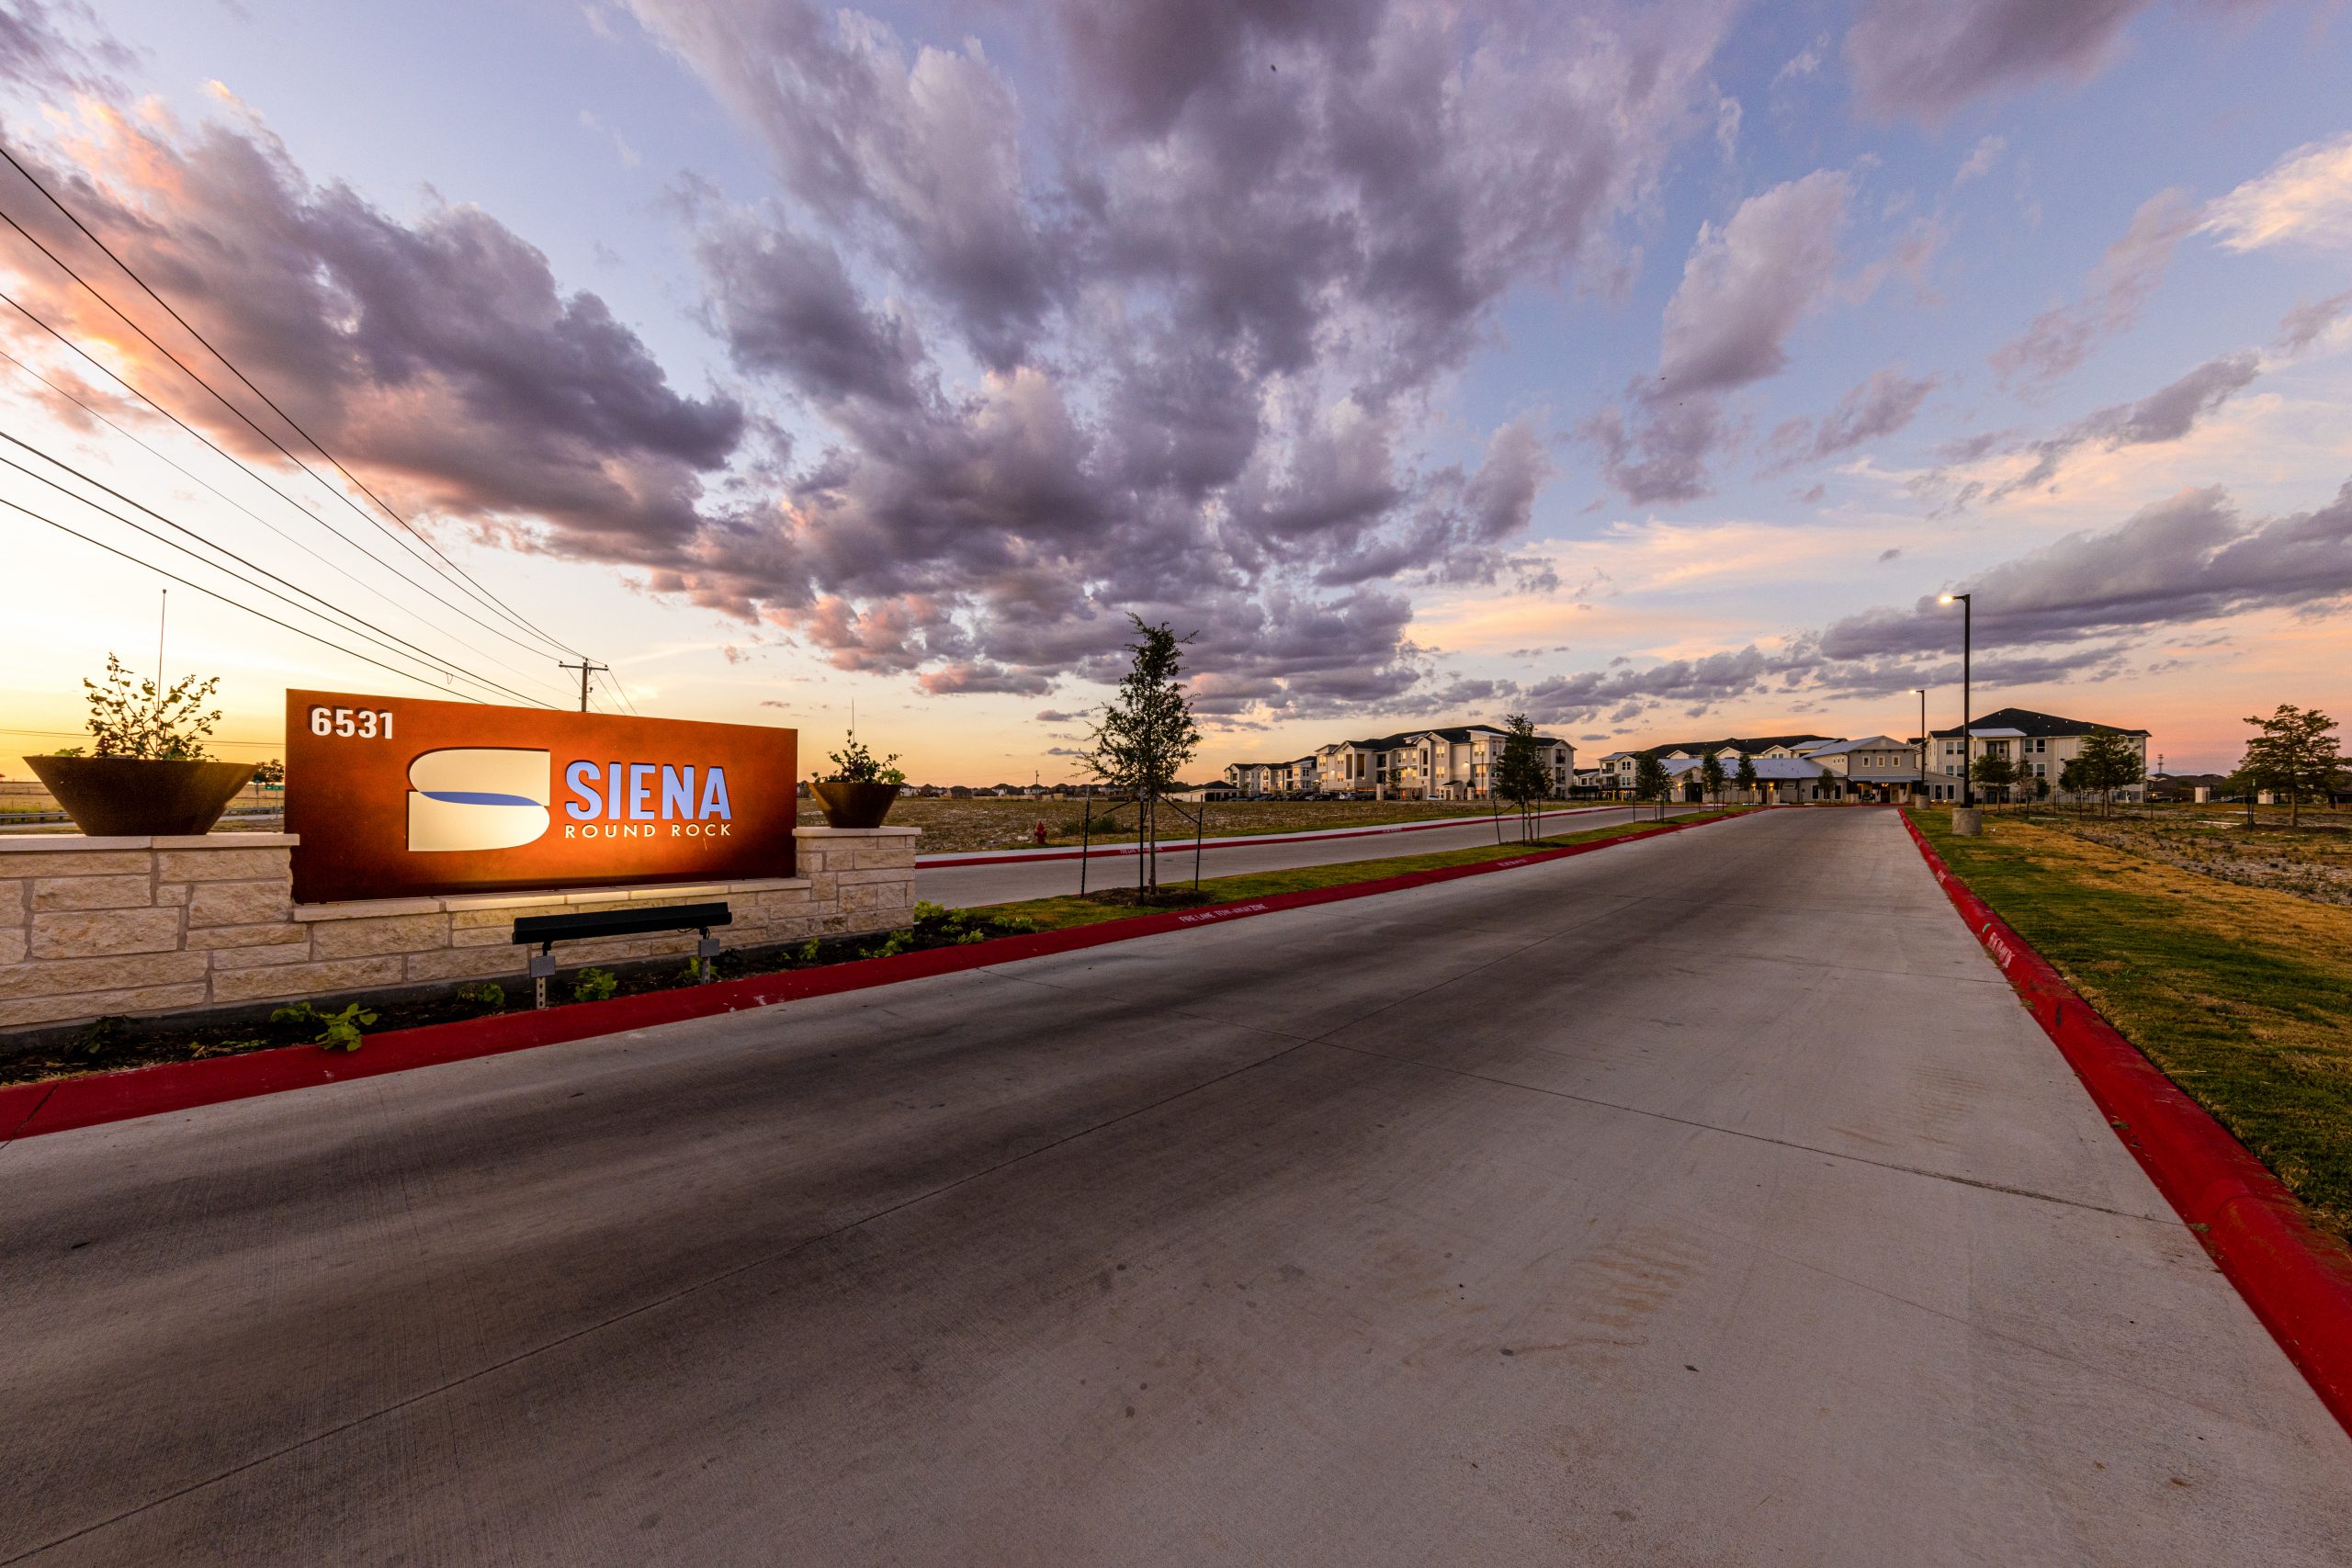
[
  {"left": 1909, "top": 807, "right": 2352, "bottom": 1244},
  {"left": 985, "top": 808, "right": 1735, "bottom": 932}
]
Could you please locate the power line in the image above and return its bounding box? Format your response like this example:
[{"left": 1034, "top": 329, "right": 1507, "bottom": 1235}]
[
  {"left": 0, "top": 453, "right": 553, "bottom": 705},
  {"left": 0, "top": 338, "right": 577, "bottom": 702},
  {"left": 0, "top": 286, "right": 578, "bottom": 689},
  {"left": 4, "top": 493, "right": 521, "bottom": 701},
  {"left": 0, "top": 435, "right": 558, "bottom": 707},
  {"left": 0, "top": 139, "right": 583, "bottom": 660},
  {"left": 0, "top": 198, "right": 565, "bottom": 656}
]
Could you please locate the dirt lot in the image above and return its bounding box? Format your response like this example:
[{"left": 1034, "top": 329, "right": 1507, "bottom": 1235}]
[
  {"left": 2004, "top": 802, "right": 2352, "bottom": 906},
  {"left": 796, "top": 795, "right": 1514, "bottom": 853}
]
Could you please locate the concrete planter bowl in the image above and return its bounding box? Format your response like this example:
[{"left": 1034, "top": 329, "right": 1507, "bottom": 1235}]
[
  {"left": 23, "top": 754, "right": 258, "bottom": 837},
  {"left": 809, "top": 779, "right": 900, "bottom": 829}
]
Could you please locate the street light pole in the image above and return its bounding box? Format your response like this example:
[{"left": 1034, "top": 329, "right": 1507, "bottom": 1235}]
[
  {"left": 1939, "top": 592, "right": 1976, "bottom": 829},
  {"left": 1910, "top": 686, "right": 1927, "bottom": 806}
]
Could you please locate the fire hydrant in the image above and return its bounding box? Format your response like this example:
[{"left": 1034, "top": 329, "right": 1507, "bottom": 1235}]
[{"left": 1033, "top": 821, "right": 1048, "bottom": 847}]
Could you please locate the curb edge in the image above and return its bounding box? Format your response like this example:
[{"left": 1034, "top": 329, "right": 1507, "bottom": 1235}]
[{"left": 1898, "top": 810, "right": 2352, "bottom": 1437}]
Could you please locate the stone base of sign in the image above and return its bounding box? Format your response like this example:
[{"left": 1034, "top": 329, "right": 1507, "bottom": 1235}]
[
  {"left": 1951, "top": 807, "right": 1983, "bottom": 837},
  {"left": 0, "top": 826, "right": 918, "bottom": 1032}
]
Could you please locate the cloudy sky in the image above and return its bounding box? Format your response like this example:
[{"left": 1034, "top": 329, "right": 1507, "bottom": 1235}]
[{"left": 0, "top": 0, "right": 2346, "bottom": 778}]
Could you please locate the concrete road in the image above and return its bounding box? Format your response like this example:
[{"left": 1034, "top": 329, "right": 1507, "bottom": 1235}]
[
  {"left": 3, "top": 810, "right": 2346, "bottom": 1565},
  {"left": 919, "top": 800, "right": 1701, "bottom": 907}
]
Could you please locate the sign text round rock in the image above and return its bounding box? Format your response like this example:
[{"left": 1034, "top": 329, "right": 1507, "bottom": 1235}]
[{"left": 284, "top": 690, "right": 798, "bottom": 905}]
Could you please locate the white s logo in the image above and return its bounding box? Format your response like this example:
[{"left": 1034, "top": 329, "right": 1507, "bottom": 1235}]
[{"left": 405, "top": 749, "right": 552, "bottom": 852}]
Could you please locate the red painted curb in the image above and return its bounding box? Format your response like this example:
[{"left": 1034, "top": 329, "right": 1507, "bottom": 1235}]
[
  {"left": 913, "top": 803, "right": 1632, "bottom": 868},
  {"left": 0, "top": 810, "right": 1745, "bottom": 1143},
  {"left": 1898, "top": 810, "right": 2352, "bottom": 1436}
]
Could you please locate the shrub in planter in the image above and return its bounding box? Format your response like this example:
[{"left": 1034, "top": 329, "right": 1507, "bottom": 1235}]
[
  {"left": 27, "top": 654, "right": 255, "bottom": 836},
  {"left": 809, "top": 731, "right": 905, "bottom": 829}
]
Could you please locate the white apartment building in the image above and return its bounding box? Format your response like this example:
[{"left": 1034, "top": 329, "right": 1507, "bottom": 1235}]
[
  {"left": 1922, "top": 706, "right": 2151, "bottom": 804},
  {"left": 1227, "top": 723, "right": 1575, "bottom": 800}
]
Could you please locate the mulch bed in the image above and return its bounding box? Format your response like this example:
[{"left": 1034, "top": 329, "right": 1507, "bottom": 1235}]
[{"left": 0, "top": 908, "right": 1037, "bottom": 1087}]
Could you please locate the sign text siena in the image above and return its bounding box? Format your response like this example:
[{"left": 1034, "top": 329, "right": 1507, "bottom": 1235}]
[{"left": 562, "top": 761, "right": 735, "bottom": 838}]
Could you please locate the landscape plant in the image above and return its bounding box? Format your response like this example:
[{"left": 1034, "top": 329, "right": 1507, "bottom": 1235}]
[
  {"left": 1493, "top": 714, "right": 1551, "bottom": 840},
  {"left": 1080, "top": 615, "right": 1201, "bottom": 894},
  {"left": 2073, "top": 728, "right": 2145, "bottom": 819},
  {"left": 1735, "top": 753, "right": 1758, "bottom": 804},
  {"left": 2234, "top": 705, "right": 2347, "bottom": 827},
  {"left": 75, "top": 652, "right": 221, "bottom": 759},
  {"left": 570, "top": 967, "right": 619, "bottom": 1003},
  {"left": 1970, "top": 751, "right": 2020, "bottom": 808},
  {"left": 815, "top": 732, "right": 904, "bottom": 785},
  {"left": 1633, "top": 754, "right": 1669, "bottom": 820},
  {"left": 1701, "top": 753, "right": 1726, "bottom": 806},
  {"left": 271, "top": 1000, "right": 377, "bottom": 1053}
]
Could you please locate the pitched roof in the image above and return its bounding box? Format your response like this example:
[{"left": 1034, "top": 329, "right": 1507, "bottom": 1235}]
[
  {"left": 1662, "top": 755, "right": 1830, "bottom": 780},
  {"left": 1927, "top": 706, "right": 2151, "bottom": 739},
  {"left": 1614, "top": 733, "right": 1835, "bottom": 760},
  {"left": 1806, "top": 734, "right": 1905, "bottom": 755}
]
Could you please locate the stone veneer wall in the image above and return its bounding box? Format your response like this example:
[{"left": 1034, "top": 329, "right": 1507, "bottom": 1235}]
[{"left": 0, "top": 826, "right": 918, "bottom": 1032}]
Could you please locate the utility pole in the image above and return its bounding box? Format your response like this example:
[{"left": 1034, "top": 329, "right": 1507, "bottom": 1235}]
[
  {"left": 558, "top": 659, "right": 608, "bottom": 713},
  {"left": 1939, "top": 592, "right": 1975, "bottom": 829}
]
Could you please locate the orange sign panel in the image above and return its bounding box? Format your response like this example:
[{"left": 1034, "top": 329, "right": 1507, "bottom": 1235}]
[{"left": 285, "top": 690, "right": 797, "bottom": 905}]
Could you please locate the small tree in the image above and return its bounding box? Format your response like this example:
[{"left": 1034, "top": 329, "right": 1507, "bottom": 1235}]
[
  {"left": 1735, "top": 752, "right": 1758, "bottom": 805},
  {"left": 1700, "top": 752, "right": 1726, "bottom": 806},
  {"left": 2236, "top": 705, "right": 2348, "bottom": 828},
  {"left": 1080, "top": 615, "right": 1201, "bottom": 892},
  {"left": 2074, "top": 728, "right": 2144, "bottom": 820},
  {"left": 1970, "top": 751, "right": 2019, "bottom": 807},
  {"left": 1493, "top": 714, "right": 1551, "bottom": 842},
  {"left": 252, "top": 758, "right": 286, "bottom": 785},
  {"left": 1633, "top": 754, "right": 1670, "bottom": 820},
  {"left": 79, "top": 652, "right": 220, "bottom": 760}
]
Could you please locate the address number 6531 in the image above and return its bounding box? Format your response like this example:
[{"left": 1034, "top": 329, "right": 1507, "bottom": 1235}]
[{"left": 309, "top": 705, "right": 393, "bottom": 739}]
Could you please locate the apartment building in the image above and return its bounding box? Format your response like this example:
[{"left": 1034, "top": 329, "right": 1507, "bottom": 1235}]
[
  {"left": 1921, "top": 706, "right": 2152, "bottom": 804},
  {"left": 1651, "top": 753, "right": 1845, "bottom": 802},
  {"left": 1225, "top": 759, "right": 1309, "bottom": 795},
  {"left": 1804, "top": 735, "right": 1928, "bottom": 802},
  {"left": 1227, "top": 723, "right": 1574, "bottom": 800},
  {"left": 1398, "top": 725, "right": 1573, "bottom": 801},
  {"left": 1597, "top": 734, "right": 1835, "bottom": 796}
]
